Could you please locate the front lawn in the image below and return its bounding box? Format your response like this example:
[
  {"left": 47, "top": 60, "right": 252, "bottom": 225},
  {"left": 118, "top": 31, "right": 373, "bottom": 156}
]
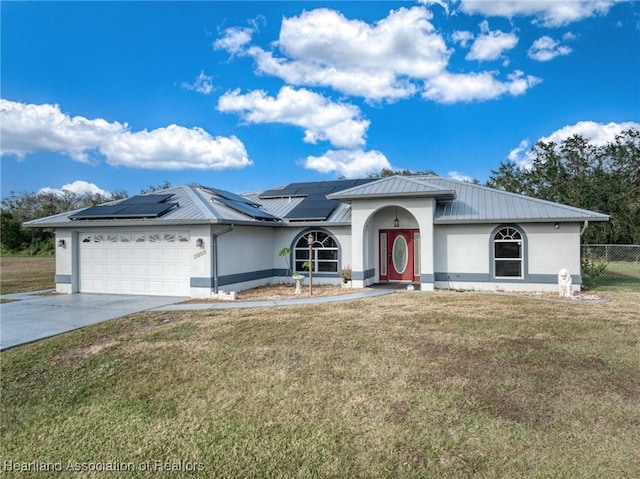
[
  {"left": 1, "top": 291, "right": 639, "bottom": 478},
  {"left": 0, "top": 256, "right": 55, "bottom": 294}
]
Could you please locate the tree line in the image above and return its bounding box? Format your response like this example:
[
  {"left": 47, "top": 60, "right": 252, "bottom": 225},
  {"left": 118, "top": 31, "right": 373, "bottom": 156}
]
[
  {"left": 1, "top": 129, "right": 638, "bottom": 255},
  {"left": 486, "top": 128, "right": 639, "bottom": 244}
]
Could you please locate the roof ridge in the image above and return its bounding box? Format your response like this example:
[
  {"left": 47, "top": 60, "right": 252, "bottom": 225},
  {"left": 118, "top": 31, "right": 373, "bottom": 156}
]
[{"left": 188, "top": 185, "right": 224, "bottom": 220}]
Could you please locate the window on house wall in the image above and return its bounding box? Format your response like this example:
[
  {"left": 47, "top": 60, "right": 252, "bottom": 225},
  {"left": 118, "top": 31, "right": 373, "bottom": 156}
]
[
  {"left": 494, "top": 227, "right": 523, "bottom": 278},
  {"left": 294, "top": 230, "right": 339, "bottom": 273}
]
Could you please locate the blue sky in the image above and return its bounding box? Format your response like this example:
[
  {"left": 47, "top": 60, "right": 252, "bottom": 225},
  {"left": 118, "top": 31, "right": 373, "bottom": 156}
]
[{"left": 1, "top": 0, "right": 639, "bottom": 198}]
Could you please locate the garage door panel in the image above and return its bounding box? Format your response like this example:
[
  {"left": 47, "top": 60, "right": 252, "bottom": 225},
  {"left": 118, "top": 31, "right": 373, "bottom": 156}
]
[
  {"left": 79, "top": 230, "right": 191, "bottom": 296},
  {"left": 106, "top": 264, "right": 119, "bottom": 275},
  {"left": 120, "top": 264, "right": 133, "bottom": 276},
  {"left": 148, "top": 265, "right": 162, "bottom": 276},
  {"left": 148, "top": 249, "right": 162, "bottom": 261},
  {"left": 134, "top": 249, "right": 147, "bottom": 261}
]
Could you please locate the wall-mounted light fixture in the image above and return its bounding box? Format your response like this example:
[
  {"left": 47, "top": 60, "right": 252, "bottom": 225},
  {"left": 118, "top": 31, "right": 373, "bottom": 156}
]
[
  {"left": 57, "top": 239, "right": 66, "bottom": 247},
  {"left": 394, "top": 207, "right": 400, "bottom": 228},
  {"left": 554, "top": 223, "right": 560, "bottom": 230},
  {"left": 196, "top": 238, "right": 204, "bottom": 247}
]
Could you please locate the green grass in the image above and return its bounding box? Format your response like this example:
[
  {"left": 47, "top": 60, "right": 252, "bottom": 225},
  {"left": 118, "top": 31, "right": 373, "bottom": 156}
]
[
  {"left": 583, "top": 261, "right": 640, "bottom": 291},
  {"left": 0, "top": 256, "right": 55, "bottom": 294},
  {"left": 2, "top": 291, "right": 639, "bottom": 478}
]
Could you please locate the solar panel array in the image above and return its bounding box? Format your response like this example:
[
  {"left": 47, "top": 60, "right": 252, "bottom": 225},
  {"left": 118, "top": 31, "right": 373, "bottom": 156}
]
[
  {"left": 203, "top": 186, "right": 279, "bottom": 222},
  {"left": 69, "top": 194, "right": 178, "bottom": 220},
  {"left": 260, "top": 179, "right": 376, "bottom": 221},
  {"left": 213, "top": 196, "right": 279, "bottom": 221},
  {"left": 203, "top": 186, "right": 261, "bottom": 207}
]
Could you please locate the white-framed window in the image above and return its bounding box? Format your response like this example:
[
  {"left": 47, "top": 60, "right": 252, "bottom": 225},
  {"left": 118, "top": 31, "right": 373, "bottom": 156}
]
[
  {"left": 294, "top": 230, "right": 339, "bottom": 273},
  {"left": 494, "top": 227, "right": 523, "bottom": 278}
]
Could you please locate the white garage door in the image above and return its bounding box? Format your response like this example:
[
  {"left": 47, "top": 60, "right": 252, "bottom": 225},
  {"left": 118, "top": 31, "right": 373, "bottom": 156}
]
[{"left": 79, "top": 231, "right": 191, "bottom": 296}]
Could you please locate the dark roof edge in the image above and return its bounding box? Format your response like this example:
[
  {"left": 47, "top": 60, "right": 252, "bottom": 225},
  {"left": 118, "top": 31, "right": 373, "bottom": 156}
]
[
  {"left": 434, "top": 216, "right": 610, "bottom": 225},
  {"left": 328, "top": 190, "right": 457, "bottom": 201}
]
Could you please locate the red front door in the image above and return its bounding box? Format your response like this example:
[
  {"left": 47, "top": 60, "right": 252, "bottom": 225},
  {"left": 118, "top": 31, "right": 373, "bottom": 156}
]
[{"left": 379, "top": 229, "right": 419, "bottom": 282}]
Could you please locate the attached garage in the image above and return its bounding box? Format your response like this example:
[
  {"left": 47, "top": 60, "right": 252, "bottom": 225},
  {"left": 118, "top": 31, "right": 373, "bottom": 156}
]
[{"left": 78, "top": 230, "right": 192, "bottom": 296}]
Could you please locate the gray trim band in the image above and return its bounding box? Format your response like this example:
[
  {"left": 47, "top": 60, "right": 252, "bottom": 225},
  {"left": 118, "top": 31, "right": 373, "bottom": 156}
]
[
  {"left": 434, "top": 272, "right": 582, "bottom": 285},
  {"left": 191, "top": 268, "right": 295, "bottom": 289},
  {"left": 420, "top": 273, "right": 434, "bottom": 283},
  {"left": 55, "top": 274, "right": 72, "bottom": 284},
  {"left": 352, "top": 269, "right": 375, "bottom": 281}
]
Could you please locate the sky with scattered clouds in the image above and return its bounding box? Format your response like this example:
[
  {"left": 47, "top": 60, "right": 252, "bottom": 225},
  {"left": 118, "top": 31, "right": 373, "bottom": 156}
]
[{"left": 1, "top": 1, "right": 638, "bottom": 197}]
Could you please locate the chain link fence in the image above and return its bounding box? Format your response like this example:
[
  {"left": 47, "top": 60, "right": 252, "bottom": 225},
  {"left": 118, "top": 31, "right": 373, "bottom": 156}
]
[{"left": 581, "top": 244, "right": 640, "bottom": 292}]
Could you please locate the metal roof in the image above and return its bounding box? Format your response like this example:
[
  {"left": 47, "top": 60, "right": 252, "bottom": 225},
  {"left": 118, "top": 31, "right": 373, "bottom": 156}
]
[
  {"left": 420, "top": 176, "right": 609, "bottom": 223},
  {"left": 24, "top": 185, "right": 282, "bottom": 228},
  {"left": 24, "top": 176, "right": 609, "bottom": 228},
  {"left": 327, "top": 175, "right": 456, "bottom": 201}
]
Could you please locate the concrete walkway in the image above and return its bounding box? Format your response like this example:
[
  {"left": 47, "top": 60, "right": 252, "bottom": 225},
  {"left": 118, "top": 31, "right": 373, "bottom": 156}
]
[{"left": 151, "top": 288, "right": 394, "bottom": 311}]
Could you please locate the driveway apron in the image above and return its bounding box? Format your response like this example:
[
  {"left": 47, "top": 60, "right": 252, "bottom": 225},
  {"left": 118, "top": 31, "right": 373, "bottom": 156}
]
[{"left": 0, "top": 292, "right": 186, "bottom": 350}]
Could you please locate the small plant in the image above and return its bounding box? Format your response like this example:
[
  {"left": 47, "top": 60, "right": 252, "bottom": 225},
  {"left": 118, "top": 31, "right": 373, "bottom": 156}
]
[
  {"left": 341, "top": 266, "right": 352, "bottom": 282},
  {"left": 299, "top": 261, "right": 311, "bottom": 274},
  {"left": 278, "top": 247, "right": 293, "bottom": 280},
  {"left": 581, "top": 254, "right": 608, "bottom": 289}
]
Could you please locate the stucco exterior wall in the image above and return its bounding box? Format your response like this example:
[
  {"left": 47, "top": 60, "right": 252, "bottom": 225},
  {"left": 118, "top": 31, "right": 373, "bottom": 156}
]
[
  {"left": 433, "top": 222, "right": 583, "bottom": 292},
  {"left": 54, "top": 230, "right": 76, "bottom": 293}
]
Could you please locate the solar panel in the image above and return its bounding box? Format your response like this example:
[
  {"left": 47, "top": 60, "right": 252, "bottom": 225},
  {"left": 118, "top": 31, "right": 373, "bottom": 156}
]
[
  {"left": 214, "top": 197, "right": 279, "bottom": 221},
  {"left": 69, "top": 193, "right": 178, "bottom": 220},
  {"left": 203, "top": 186, "right": 260, "bottom": 206},
  {"left": 119, "top": 194, "right": 175, "bottom": 205},
  {"left": 69, "top": 202, "right": 177, "bottom": 219},
  {"left": 284, "top": 195, "right": 338, "bottom": 221},
  {"left": 260, "top": 179, "right": 377, "bottom": 220},
  {"left": 260, "top": 178, "right": 376, "bottom": 199}
]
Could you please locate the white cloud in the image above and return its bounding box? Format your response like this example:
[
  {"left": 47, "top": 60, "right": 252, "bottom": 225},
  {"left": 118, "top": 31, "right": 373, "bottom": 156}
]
[
  {"left": 423, "top": 70, "right": 541, "bottom": 103},
  {"left": 447, "top": 171, "right": 473, "bottom": 182},
  {"left": 458, "top": 0, "right": 617, "bottom": 27},
  {"left": 303, "top": 149, "right": 391, "bottom": 178},
  {"left": 182, "top": 71, "right": 214, "bottom": 95},
  {"left": 213, "top": 26, "right": 254, "bottom": 55},
  {"left": 218, "top": 6, "right": 450, "bottom": 102},
  {"left": 540, "top": 120, "right": 640, "bottom": 146},
  {"left": 39, "top": 180, "right": 111, "bottom": 198},
  {"left": 508, "top": 121, "right": 640, "bottom": 168},
  {"left": 528, "top": 36, "right": 573, "bottom": 61},
  {"left": 218, "top": 86, "right": 370, "bottom": 149},
  {"left": 0, "top": 99, "right": 251, "bottom": 170},
  {"left": 466, "top": 22, "right": 518, "bottom": 61},
  {"left": 452, "top": 30, "right": 474, "bottom": 47},
  {"left": 507, "top": 139, "right": 532, "bottom": 169},
  {"left": 215, "top": 6, "right": 539, "bottom": 104},
  {"left": 101, "top": 125, "right": 250, "bottom": 170},
  {"left": 418, "top": 0, "right": 450, "bottom": 15},
  {"left": 0, "top": 99, "right": 124, "bottom": 163}
]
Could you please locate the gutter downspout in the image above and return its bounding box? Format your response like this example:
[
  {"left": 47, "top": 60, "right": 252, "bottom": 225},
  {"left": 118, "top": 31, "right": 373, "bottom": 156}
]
[
  {"left": 212, "top": 224, "right": 235, "bottom": 294},
  {"left": 580, "top": 220, "right": 589, "bottom": 238}
]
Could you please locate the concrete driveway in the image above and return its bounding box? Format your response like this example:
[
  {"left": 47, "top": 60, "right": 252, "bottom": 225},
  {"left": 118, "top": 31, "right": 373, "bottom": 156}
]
[{"left": 0, "top": 291, "right": 186, "bottom": 350}]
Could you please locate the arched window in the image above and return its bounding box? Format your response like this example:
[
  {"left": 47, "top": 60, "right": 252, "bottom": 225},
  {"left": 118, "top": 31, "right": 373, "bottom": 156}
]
[
  {"left": 493, "top": 226, "right": 523, "bottom": 278},
  {"left": 294, "top": 230, "right": 339, "bottom": 273}
]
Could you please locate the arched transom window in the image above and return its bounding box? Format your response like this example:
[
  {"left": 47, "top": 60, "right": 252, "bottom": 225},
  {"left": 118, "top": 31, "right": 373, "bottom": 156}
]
[
  {"left": 294, "top": 230, "right": 339, "bottom": 273},
  {"left": 494, "top": 227, "right": 523, "bottom": 278}
]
